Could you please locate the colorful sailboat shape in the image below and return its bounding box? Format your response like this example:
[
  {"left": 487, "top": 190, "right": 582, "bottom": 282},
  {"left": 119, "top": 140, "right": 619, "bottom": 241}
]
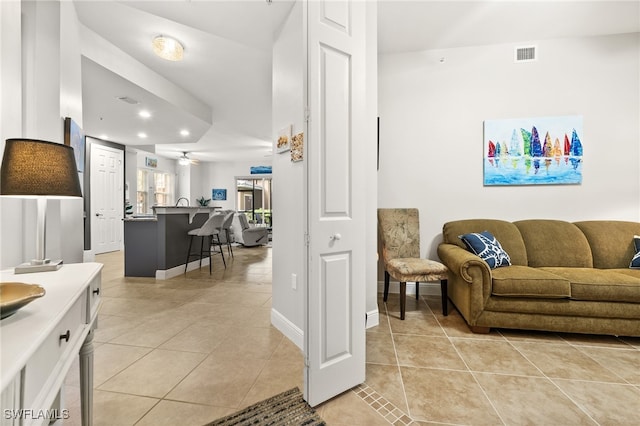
[
  {"left": 487, "top": 140, "right": 496, "bottom": 166},
  {"left": 509, "top": 129, "right": 521, "bottom": 168},
  {"left": 530, "top": 126, "right": 542, "bottom": 173},
  {"left": 570, "top": 128, "right": 583, "bottom": 170}
]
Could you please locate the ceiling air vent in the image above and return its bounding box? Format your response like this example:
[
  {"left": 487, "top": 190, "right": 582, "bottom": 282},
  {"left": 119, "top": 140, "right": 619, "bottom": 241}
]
[
  {"left": 515, "top": 45, "right": 537, "bottom": 63},
  {"left": 116, "top": 96, "right": 139, "bottom": 105}
]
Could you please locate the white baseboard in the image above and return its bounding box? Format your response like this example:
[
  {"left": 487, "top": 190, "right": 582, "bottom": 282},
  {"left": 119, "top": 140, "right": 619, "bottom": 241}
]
[
  {"left": 377, "top": 280, "right": 441, "bottom": 296},
  {"left": 156, "top": 258, "right": 210, "bottom": 280},
  {"left": 271, "top": 308, "right": 304, "bottom": 351},
  {"left": 366, "top": 309, "right": 379, "bottom": 328},
  {"left": 83, "top": 250, "right": 95, "bottom": 262}
]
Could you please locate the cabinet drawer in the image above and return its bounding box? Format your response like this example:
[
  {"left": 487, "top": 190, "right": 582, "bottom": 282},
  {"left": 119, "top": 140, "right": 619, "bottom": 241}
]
[
  {"left": 86, "top": 272, "right": 102, "bottom": 322},
  {"left": 23, "top": 295, "right": 86, "bottom": 411}
]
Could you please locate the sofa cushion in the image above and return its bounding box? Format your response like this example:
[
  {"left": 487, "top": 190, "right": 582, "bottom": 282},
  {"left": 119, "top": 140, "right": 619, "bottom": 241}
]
[
  {"left": 514, "top": 220, "right": 593, "bottom": 268},
  {"left": 459, "top": 231, "right": 511, "bottom": 269},
  {"left": 491, "top": 266, "right": 570, "bottom": 298},
  {"left": 443, "top": 219, "right": 528, "bottom": 266},
  {"left": 541, "top": 267, "right": 640, "bottom": 303},
  {"left": 574, "top": 221, "right": 640, "bottom": 269}
]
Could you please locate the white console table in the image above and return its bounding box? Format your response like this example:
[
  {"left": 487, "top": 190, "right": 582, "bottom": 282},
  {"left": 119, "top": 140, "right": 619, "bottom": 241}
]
[{"left": 1, "top": 263, "right": 102, "bottom": 426}]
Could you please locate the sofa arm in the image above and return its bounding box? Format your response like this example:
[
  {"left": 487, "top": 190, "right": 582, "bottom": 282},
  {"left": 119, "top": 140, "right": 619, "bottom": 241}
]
[
  {"left": 437, "top": 243, "right": 494, "bottom": 324},
  {"left": 438, "top": 243, "right": 491, "bottom": 283}
]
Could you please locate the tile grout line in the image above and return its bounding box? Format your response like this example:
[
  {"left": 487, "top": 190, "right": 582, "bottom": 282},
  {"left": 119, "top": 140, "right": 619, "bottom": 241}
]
[
  {"left": 435, "top": 306, "right": 508, "bottom": 426},
  {"left": 503, "top": 333, "right": 602, "bottom": 426},
  {"left": 384, "top": 298, "right": 414, "bottom": 421}
]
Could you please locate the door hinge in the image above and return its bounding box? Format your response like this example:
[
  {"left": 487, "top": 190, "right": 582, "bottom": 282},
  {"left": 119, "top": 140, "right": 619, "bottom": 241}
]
[{"left": 304, "top": 107, "right": 310, "bottom": 123}]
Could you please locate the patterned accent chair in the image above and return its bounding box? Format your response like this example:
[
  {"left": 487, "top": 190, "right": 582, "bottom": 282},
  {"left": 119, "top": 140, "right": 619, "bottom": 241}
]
[{"left": 377, "top": 208, "right": 449, "bottom": 320}]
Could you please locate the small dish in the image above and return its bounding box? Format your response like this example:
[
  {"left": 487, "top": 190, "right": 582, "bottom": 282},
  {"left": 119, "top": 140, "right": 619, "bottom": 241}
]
[{"left": 0, "top": 282, "right": 46, "bottom": 319}]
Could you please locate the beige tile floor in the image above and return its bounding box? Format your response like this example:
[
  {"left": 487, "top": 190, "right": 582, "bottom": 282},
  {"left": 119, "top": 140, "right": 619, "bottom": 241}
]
[{"left": 63, "top": 247, "right": 640, "bottom": 425}]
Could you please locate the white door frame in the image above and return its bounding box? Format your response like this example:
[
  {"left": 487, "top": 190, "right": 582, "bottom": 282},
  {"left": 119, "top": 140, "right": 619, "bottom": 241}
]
[{"left": 90, "top": 143, "right": 124, "bottom": 254}]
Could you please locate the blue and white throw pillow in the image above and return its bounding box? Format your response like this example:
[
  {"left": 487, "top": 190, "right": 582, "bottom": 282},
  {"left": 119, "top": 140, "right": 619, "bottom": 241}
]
[
  {"left": 459, "top": 231, "right": 511, "bottom": 269},
  {"left": 630, "top": 235, "right": 640, "bottom": 269}
]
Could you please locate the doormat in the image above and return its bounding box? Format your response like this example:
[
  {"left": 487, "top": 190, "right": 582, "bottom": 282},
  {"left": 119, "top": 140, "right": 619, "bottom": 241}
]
[{"left": 204, "top": 387, "right": 326, "bottom": 426}]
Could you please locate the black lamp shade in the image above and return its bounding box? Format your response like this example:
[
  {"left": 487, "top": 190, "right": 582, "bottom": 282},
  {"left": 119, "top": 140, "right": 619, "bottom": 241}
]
[{"left": 1, "top": 138, "right": 82, "bottom": 198}]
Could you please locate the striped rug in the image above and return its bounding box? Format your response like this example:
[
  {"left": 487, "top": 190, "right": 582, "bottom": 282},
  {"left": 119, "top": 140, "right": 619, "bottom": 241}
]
[{"left": 205, "top": 387, "right": 326, "bottom": 426}]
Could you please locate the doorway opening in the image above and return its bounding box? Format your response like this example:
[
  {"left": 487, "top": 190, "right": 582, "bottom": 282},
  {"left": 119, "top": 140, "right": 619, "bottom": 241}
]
[{"left": 236, "top": 177, "right": 272, "bottom": 229}]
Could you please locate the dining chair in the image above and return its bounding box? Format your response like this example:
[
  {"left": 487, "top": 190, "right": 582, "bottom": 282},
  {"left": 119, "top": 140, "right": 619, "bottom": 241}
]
[{"left": 377, "top": 208, "right": 449, "bottom": 319}]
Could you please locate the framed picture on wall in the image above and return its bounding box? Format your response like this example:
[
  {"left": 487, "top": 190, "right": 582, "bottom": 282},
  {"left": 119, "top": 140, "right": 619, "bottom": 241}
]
[
  {"left": 64, "top": 117, "right": 85, "bottom": 172},
  {"left": 277, "top": 125, "right": 291, "bottom": 153},
  {"left": 483, "top": 115, "right": 583, "bottom": 186},
  {"left": 212, "top": 188, "right": 227, "bottom": 201}
]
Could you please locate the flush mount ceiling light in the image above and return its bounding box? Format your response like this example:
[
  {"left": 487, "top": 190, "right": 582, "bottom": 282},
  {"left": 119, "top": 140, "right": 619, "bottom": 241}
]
[{"left": 152, "top": 35, "right": 184, "bottom": 61}]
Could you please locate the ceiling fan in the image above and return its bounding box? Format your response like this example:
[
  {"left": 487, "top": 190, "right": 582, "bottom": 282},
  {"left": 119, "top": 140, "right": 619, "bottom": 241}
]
[{"left": 178, "top": 152, "right": 199, "bottom": 165}]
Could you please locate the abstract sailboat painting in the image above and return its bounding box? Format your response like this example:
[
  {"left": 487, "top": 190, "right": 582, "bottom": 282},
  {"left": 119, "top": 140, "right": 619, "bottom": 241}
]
[{"left": 484, "top": 115, "right": 583, "bottom": 186}]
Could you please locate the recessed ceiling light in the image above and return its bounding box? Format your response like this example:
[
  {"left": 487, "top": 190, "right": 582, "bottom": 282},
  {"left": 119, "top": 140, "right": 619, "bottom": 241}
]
[
  {"left": 152, "top": 35, "right": 184, "bottom": 61},
  {"left": 139, "top": 110, "right": 151, "bottom": 118},
  {"left": 137, "top": 132, "right": 147, "bottom": 139},
  {"left": 180, "top": 129, "right": 190, "bottom": 136}
]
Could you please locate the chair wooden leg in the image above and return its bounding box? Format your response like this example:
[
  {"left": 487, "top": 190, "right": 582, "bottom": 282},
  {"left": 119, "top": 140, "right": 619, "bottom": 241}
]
[
  {"left": 400, "top": 282, "right": 407, "bottom": 320},
  {"left": 208, "top": 235, "right": 212, "bottom": 274},
  {"left": 416, "top": 282, "right": 419, "bottom": 299},
  {"left": 215, "top": 234, "right": 226, "bottom": 268},
  {"left": 199, "top": 236, "right": 204, "bottom": 268},
  {"left": 226, "top": 229, "right": 234, "bottom": 258},
  {"left": 383, "top": 271, "right": 390, "bottom": 302},
  {"left": 185, "top": 235, "right": 194, "bottom": 274},
  {"left": 441, "top": 279, "right": 448, "bottom": 316}
]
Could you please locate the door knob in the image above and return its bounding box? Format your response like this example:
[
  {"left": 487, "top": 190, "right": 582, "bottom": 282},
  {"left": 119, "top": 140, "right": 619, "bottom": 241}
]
[
  {"left": 329, "top": 233, "right": 342, "bottom": 241},
  {"left": 95, "top": 213, "right": 103, "bottom": 217}
]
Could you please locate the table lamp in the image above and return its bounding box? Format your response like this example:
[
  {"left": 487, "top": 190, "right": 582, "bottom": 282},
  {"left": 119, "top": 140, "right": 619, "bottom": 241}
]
[{"left": 1, "top": 138, "right": 82, "bottom": 273}]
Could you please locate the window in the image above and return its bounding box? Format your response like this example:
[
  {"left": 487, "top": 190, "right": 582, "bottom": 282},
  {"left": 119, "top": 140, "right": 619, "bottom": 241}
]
[
  {"left": 137, "top": 170, "right": 174, "bottom": 214},
  {"left": 236, "top": 177, "right": 272, "bottom": 227}
]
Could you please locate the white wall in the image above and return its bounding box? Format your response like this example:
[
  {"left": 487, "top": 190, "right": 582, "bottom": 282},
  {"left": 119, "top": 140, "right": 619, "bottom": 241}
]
[
  {"left": 0, "top": 1, "right": 25, "bottom": 268},
  {"left": 271, "top": 0, "right": 305, "bottom": 347},
  {"left": 378, "top": 33, "right": 640, "bottom": 267},
  {"left": 203, "top": 160, "right": 273, "bottom": 210},
  {"left": 364, "top": 0, "right": 379, "bottom": 325},
  {"left": 0, "top": 1, "right": 84, "bottom": 269}
]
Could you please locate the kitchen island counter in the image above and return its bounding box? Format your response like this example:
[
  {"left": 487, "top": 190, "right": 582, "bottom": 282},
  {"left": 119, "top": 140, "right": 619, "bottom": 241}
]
[{"left": 124, "top": 206, "right": 220, "bottom": 279}]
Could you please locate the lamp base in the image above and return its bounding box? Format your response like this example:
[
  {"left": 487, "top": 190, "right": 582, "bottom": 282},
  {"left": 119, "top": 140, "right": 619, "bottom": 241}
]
[{"left": 14, "top": 259, "right": 63, "bottom": 274}]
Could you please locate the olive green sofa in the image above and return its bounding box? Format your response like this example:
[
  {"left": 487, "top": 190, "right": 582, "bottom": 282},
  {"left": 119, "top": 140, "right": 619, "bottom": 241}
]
[{"left": 437, "top": 219, "right": 640, "bottom": 336}]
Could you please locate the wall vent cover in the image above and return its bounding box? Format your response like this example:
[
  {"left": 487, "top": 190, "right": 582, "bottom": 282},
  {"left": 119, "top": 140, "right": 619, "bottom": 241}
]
[{"left": 515, "top": 45, "right": 537, "bottom": 62}]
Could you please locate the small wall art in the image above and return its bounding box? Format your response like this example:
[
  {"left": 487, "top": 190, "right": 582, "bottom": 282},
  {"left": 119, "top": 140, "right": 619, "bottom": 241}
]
[
  {"left": 291, "top": 132, "right": 304, "bottom": 162},
  {"left": 64, "top": 117, "right": 85, "bottom": 172},
  {"left": 250, "top": 166, "right": 272, "bottom": 174},
  {"left": 145, "top": 157, "right": 158, "bottom": 168},
  {"left": 212, "top": 189, "right": 227, "bottom": 201},
  {"left": 483, "top": 115, "right": 583, "bottom": 186},
  {"left": 277, "top": 125, "right": 291, "bottom": 153}
]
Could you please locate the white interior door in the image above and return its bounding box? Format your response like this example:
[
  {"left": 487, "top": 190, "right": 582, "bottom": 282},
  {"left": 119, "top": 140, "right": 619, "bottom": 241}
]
[
  {"left": 90, "top": 144, "right": 123, "bottom": 254},
  {"left": 304, "top": 0, "right": 367, "bottom": 406}
]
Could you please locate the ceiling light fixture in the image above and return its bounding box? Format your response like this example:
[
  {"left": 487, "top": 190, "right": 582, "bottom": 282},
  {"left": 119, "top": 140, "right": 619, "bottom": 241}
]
[
  {"left": 137, "top": 132, "right": 147, "bottom": 139},
  {"left": 180, "top": 129, "right": 190, "bottom": 137},
  {"left": 139, "top": 110, "right": 151, "bottom": 118},
  {"left": 152, "top": 35, "right": 184, "bottom": 61}
]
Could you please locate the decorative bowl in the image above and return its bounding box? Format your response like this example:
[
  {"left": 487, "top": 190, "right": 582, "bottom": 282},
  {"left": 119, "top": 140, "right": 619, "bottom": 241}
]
[{"left": 0, "top": 282, "right": 46, "bottom": 319}]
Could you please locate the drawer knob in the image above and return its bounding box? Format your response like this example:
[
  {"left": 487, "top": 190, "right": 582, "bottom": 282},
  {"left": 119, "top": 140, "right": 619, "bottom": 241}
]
[
  {"left": 93, "top": 288, "right": 100, "bottom": 296},
  {"left": 59, "top": 330, "right": 70, "bottom": 343}
]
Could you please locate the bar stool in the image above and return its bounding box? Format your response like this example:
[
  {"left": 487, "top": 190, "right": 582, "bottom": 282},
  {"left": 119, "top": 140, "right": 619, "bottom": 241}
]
[
  {"left": 221, "top": 211, "right": 235, "bottom": 258},
  {"left": 185, "top": 214, "right": 226, "bottom": 274}
]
